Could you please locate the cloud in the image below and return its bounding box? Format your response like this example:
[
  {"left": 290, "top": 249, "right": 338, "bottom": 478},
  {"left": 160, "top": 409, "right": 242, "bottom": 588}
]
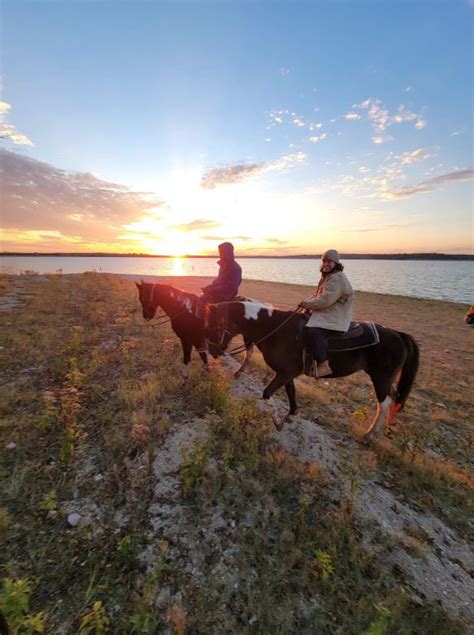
[
  {"left": 0, "top": 101, "right": 33, "bottom": 146},
  {"left": 167, "top": 219, "right": 220, "bottom": 232},
  {"left": 355, "top": 97, "right": 427, "bottom": 143},
  {"left": 266, "top": 237, "right": 289, "bottom": 244},
  {"left": 201, "top": 163, "right": 265, "bottom": 189},
  {"left": 308, "top": 133, "right": 327, "bottom": 143},
  {"left": 0, "top": 149, "right": 165, "bottom": 242},
  {"left": 201, "top": 152, "right": 307, "bottom": 189},
  {"left": 450, "top": 130, "right": 464, "bottom": 137},
  {"left": 385, "top": 168, "right": 473, "bottom": 199},
  {"left": 280, "top": 67, "right": 290, "bottom": 76},
  {"left": 398, "top": 148, "right": 431, "bottom": 165},
  {"left": 201, "top": 234, "right": 253, "bottom": 242},
  {"left": 342, "top": 223, "right": 410, "bottom": 232},
  {"left": 344, "top": 112, "right": 361, "bottom": 121}
]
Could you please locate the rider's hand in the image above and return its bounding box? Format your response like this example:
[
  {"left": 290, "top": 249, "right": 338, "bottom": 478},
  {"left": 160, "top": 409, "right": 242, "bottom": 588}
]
[{"left": 298, "top": 302, "right": 306, "bottom": 309}]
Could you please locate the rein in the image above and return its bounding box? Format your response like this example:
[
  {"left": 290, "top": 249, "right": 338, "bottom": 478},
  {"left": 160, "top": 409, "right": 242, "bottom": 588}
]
[
  {"left": 149, "top": 284, "right": 196, "bottom": 326},
  {"left": 213, "top": 303, "right": 304, "bottom": 356}
]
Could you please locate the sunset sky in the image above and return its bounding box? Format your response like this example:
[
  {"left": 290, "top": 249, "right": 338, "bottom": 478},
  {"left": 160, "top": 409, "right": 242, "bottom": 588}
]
[{"left": 1, "top": 1, "right": 473, "bottom": 256}]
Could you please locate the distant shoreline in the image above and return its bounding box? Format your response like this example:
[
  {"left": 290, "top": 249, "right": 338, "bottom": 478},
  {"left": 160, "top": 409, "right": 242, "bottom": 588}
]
[{"left": 2, "top": 252, "right": 473, "bottom": 261}]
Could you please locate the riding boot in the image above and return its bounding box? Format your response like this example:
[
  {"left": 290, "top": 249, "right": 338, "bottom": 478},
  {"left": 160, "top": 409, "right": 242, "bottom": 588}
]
[{"left": 317, "top": 361, "right": 332, "bottom": 377}]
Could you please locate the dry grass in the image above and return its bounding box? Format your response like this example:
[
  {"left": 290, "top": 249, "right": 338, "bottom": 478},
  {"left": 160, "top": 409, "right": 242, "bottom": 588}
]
[{"left": 0, "top": 273, "right": 471, "bottom": 633}]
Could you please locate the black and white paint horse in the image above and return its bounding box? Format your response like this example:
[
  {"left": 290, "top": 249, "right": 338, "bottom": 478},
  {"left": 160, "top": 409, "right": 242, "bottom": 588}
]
[
  {"left": 136, "top": 281, "right": 254, "bottom": 375},
  {"left": 206, "top": 300, "right": 419, "bottom": 441}
]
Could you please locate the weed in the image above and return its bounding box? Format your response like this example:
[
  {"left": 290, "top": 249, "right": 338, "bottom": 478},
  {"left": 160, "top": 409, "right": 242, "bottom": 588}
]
[
  {"left": 79, "top": 600, "right": 110, "bottom": 634},
  {"left": 0, "top": 578, "right": 46, "bottom": 634}
]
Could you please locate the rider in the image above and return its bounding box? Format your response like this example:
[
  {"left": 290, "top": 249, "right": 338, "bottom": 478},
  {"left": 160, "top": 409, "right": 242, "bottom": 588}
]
[
  {"left": 300, "top": 249, "right": 353, "bottom": 378},
  {"left": 200, "top": 242, "right": 242, "bottom": 308}
]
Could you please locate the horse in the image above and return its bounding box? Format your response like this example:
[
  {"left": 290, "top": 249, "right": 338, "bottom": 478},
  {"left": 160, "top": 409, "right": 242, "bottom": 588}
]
[
  {"left": 135, "top": 281, "right": 254, "bottom": 375},
  {"left": 206, "top": 300, "right": 420, "bottom": 442}
]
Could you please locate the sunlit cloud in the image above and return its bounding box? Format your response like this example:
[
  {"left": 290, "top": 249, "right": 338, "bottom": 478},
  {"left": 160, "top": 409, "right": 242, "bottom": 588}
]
[
  {"left": 398, "top": 148, "right": 432, "bottom": 165},
  {"left": 1, "top": 149, "right": 165, "bottom": 244},
  {"left": 201, "top": 162, "right": 264, "bottom": 189},
  {"left": 355, "top": 97, "right": 427, "bottom": 143},
  {"left": 0, "top": 101, "right": 33, "bottom": 146},
  {"left": 200, "top": 152, "right": 307, "bottom": 189},
  {"left": 384, "top": 168, "right": 474, "bottom": 199},
  {"left": 450, "top": 130, "right": 464, "bottom": 136}
]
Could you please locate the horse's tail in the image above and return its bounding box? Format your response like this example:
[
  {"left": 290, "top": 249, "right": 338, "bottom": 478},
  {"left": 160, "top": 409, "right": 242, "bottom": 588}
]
[{"left": 389, "top": 332, "right": 420, "bottom": 422}]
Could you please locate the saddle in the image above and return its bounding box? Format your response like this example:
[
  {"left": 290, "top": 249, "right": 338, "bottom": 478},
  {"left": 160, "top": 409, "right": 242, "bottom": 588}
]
[
  {"left": 327, "top": 321, "right": 380, "bottom": 352},
  {"left": 302, "top": 321, "right": 380, "bottom": 373}
]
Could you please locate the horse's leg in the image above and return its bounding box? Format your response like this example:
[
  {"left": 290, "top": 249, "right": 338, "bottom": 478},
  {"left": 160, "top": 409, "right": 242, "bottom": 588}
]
[
  {"left": 180, "top": 339, "right": 193, "bottom": 379},
  {"left": 234, "top": 341, "right": 254, "bottom": 378},
  {"left": 262, "top": 372, "right": 296, "bottom": 431},
  {"left": 284, "top": 380, "right": 298, "bottom": 415},
  {"left": 362, "top": 371, "right": 397, "bottom": 443},
  {"left": 196, "top": 345, "right": 209, "bottom": 367}
]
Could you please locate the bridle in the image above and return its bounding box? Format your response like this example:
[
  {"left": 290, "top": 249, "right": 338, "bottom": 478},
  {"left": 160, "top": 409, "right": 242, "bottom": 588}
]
[{"left": 142, "top": 283, "right": 195, "bottom": 326}]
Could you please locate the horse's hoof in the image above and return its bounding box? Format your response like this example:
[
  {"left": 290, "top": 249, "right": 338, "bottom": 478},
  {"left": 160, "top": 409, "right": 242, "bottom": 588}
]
[
  {"left": 361, "top": 432, "right": 373, "bottom": 445},
  {"left": 273, "top": 417, "right": 285, "bottom": 432}
]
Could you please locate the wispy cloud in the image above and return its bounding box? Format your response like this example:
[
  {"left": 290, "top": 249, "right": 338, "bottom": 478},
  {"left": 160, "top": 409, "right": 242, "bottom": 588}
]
[
  {"left": 384, "top": 168, "right": 474, "bottom": 199},
  {"left": 342, "top": 223, "right": 410, "bottom": 232},
  {"left": 344, "top": 112, "right": 361, "bottom": 121},
  {"left": 167, "top": 219, "right": 220, "bottom": 232},
  {"left": 398, "top": 147, "right": 432, "bottom": 165},
  {"left": 0, "top": 101, "right": 33, "bottom": 146},
  {"left": 201, "top": 152, "right": 307, "bottom": 189},
  {"left": 201, "top": 163, "right": 265, "bottom": 189},
  {"left": 0, "top": 149, "right": 164, "bottom": 243},
  {"left": 266, "top": 237, "right": 289, "bottom": 244},
  {"left": 355, "top": 97, "right": 427, "bottom": 143}
]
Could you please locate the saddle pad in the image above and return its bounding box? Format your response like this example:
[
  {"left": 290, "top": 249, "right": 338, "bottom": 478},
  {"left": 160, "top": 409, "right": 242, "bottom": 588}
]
[{"left": 328, "top": 321, "right": 379, "bottom": 352}]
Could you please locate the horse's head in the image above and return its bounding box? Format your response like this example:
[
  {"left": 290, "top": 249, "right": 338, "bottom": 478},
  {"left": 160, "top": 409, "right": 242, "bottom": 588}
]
[
  {"left": 205, "top": 302, "right": 241, "bottom": 358},
  {"left": 135, "top": 280, "right": 158, "bottom": 321}
]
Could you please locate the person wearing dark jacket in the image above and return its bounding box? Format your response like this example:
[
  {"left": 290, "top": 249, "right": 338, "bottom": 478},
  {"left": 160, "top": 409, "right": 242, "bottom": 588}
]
[{"left": 201, "top": 242, "right": 242, "bottom": 304}]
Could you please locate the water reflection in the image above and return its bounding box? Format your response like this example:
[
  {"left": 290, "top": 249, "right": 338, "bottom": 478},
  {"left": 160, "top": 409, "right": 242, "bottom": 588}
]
[{"left": 171, "top": 256, "right": 184, "bottom": 276}]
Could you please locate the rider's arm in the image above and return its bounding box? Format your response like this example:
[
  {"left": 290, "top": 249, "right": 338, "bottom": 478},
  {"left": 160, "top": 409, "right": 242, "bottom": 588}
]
[{"left": 302, "top": 276, "right": 341, "bottom": 311}]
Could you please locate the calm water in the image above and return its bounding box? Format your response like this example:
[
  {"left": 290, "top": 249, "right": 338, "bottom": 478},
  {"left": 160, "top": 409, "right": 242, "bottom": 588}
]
[{"left": 1, "top": 255, "right": 473, "bottom": 304}]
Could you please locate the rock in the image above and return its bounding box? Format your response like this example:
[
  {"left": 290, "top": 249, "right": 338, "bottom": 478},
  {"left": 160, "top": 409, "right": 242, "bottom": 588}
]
[
  {"left": 6, "top": 442, "right": 16, "bottom": 450},
  {"left": 94, "top": 473, "right": 104, "bottom": 482},
  {"left": 67, "top": 512, "right": 82, "bottom": 527}
]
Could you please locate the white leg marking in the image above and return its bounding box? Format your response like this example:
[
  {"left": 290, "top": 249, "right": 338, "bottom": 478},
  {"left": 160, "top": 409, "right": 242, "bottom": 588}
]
[{"left": 363, "top": 395, "right": 392, "bottom": 442}]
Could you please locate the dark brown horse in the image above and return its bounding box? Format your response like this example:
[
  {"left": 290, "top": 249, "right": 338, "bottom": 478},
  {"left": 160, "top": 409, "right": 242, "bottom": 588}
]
[
  {"left": 136, "top": 281, "right": 254, "bottom": 375},
  {"left": 206, "top": 300, "right": 419, "bottom": 441}
]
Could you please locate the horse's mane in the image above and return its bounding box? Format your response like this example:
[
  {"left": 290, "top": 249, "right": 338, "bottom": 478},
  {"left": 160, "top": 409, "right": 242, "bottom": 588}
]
[{"left": 155, "top": 283, "right": 199, "bottom": 301}]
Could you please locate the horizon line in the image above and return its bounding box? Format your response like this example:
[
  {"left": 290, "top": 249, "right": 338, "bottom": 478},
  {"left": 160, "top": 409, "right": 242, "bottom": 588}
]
[{"left": 2, "top": 251, "right": 473, "bottom": 260}]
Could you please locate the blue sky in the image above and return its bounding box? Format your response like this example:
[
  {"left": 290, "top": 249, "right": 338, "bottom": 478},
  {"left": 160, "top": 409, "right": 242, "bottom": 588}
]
[{"left": 1, "top": 0, "right": 473, "bottom": 255}]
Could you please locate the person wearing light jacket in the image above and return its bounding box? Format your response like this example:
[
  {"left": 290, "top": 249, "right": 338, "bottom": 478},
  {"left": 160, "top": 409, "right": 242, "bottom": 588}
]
[{"left": 300, "top": 249, "right": 353, "bottom": 378}]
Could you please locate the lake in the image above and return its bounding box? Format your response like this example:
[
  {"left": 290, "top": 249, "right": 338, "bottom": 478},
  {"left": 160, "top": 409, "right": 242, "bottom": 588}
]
[{"left": 1, "top": 255, "right": 473, "bottom": 304}]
